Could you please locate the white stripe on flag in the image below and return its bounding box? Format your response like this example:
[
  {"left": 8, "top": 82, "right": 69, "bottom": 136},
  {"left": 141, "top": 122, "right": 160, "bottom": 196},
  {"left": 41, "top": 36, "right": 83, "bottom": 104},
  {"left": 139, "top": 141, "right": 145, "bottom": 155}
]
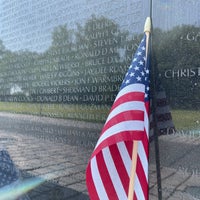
[
  {"left": 95, "top": 121, "right": 144, "bottom": 149},
  {"left": 117, "top": 141, "right": 132, "bottom": 176},
  {"left": 115, "top": 84, "right": 145, "bottom": 102},
  {"left": 135, "top": 175, "right": 145, "bottom": 200},
  {"left": 138, "top": 141, "right": 148, "bottom": 181},
  {"left": 91, "top": 157, "right": 109, "bottom": 200},
  {"left": 106, "top": 101, "right": 145, "bottom": 123},
  {"left": 144, "top": 109, "right": 149, "bottom": 138},
  {"left": 103, "top": 147, "right": 127, "bottom": 199}
]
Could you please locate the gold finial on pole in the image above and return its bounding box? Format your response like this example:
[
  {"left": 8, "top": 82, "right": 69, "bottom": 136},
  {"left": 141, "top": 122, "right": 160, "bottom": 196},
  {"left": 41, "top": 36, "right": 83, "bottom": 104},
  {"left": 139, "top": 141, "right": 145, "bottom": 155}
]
[
  {"left": 144, "top": 17, "right": 151, "bottom": 33},
  {"left": 144, "top": 17, "right": 151, "bottom": 57}
]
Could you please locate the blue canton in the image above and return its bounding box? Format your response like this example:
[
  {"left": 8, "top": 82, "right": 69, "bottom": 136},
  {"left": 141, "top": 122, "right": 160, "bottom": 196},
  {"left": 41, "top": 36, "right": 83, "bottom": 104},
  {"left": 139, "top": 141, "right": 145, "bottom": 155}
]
[{"left": 120, "top": 34, "right": 150, "bottom": 102}]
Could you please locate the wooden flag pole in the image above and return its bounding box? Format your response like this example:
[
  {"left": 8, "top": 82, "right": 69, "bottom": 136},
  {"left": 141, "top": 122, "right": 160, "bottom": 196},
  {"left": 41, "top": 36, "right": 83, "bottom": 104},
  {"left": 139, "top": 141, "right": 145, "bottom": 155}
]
[
  {"left": 128, "top": 141, "right": 138, "bottom": 200},
  {"left": 127, "top": 17, "right": 151, "bottom": 200}
]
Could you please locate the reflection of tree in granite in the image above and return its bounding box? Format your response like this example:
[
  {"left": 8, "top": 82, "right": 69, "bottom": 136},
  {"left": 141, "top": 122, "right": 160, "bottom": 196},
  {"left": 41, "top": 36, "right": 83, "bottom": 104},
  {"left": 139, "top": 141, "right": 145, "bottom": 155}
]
[
  {"left": 74, "top": 16, "right": 127, "bottom": 104},
  {"left": 153, "top": 25, "right": 200, "bottom": 109},
  {"left": 0, "top": 17, "right": 199, "bottom": 108},
  {"left": 0, "top": 40, "right": 6, "bottom": 59},
  {"left": 42, "top": 16, "right": 129, "bottom": 105}
]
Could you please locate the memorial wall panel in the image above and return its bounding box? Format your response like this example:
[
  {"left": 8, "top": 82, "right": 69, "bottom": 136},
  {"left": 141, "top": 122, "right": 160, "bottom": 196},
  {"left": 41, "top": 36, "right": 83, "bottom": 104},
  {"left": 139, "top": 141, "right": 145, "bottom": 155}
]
[{"left": 0, "top": 0, "right": 199, "bottom": 199}]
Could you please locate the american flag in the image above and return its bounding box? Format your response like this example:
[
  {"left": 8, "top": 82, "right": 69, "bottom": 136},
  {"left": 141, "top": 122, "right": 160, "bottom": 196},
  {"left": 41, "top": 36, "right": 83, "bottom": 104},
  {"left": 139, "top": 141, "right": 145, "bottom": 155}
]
[
  {"left": 0, "top": 150, "right": 20, "bottom": 188},
  {"left": 155, "top": 89, "right": 175, "bottom": 135},
  {"left": 86, "top": 34, "right": 150, "bottom": 200},
  {"left": 0, "top": 149, "right": 30, "bottom": 200},
  {"left": 149, "top": 75, "right": 176, "bottom": 141}
]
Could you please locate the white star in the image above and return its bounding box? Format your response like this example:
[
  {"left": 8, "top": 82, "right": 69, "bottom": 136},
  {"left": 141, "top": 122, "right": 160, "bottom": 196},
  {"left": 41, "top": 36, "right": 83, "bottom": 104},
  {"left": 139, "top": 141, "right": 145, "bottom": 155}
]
[
  {"left": 141, "top": 71, "right": 145, "bottom": 76},
  {"left": 125, "top": 79, "right": 130, "bottom": 84},
  {"left": 139, "top": 60, "right": 144, "bottom": 65},
  {"left": 136, "top": 76, "right": 141, "bottom": 81},
  {"left": 137, "top": 51, "right": 142, "bottom": 56},
  {"left": 130, "top": 72, "right": 135, "bottom": 77},
  {"left": 141, "top": 46, "right": 145, "bottom": 51},
  {"left": 134, "top": 66, "right": 139, "bottom": 70},
  {"left": 133, "top": 58, "right": 137, "bottom": 62}
]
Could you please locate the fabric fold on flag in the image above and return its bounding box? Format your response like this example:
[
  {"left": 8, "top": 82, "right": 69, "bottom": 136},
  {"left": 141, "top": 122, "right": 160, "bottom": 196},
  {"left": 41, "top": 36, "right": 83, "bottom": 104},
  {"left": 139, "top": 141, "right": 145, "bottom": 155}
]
[{"left": 86, "top": 33, "right": 150, "bottom": 200}]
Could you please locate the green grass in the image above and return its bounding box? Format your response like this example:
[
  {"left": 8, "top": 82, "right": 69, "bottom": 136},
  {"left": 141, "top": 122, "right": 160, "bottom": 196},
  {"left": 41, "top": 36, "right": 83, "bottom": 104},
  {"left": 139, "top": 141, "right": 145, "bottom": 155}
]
[
  {"left": 0, "top": 102, "right": 110, "bottom": 123},
  {"left": 0, "top": 102, "right": 199, "bottom": 130},
  {"left": 171, "top": 109, "right": 200, "bottom": 131}
]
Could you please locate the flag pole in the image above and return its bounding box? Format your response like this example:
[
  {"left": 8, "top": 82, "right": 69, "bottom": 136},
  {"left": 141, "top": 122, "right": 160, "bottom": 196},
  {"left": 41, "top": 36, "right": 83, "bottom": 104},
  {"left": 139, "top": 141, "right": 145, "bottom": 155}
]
[
  {"left": 128, "top": 17, "right": 151, "bottom": 200},
  {"left": 128, "top": 141, "right": 138, "bottom": 200}
]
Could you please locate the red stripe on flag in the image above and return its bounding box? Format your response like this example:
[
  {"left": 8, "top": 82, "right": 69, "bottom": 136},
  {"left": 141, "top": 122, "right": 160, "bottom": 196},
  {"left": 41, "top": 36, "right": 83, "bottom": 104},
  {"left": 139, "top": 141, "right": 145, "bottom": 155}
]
[
  {"left": 134, "top": 192, "right": 138, "bottom": 200},
  {"left": 145, "top": 102, "right": 150, "bottom": 116},
  {"left": 109, "top": 144, "right": 130, "bottom": 195},
  {"left": 101, "top": 110, "right": 144, "bottom": 134},
  {"left": 136, "top": 156, "right": 148, "bottom": 198},
  {"left": 141, "top": 129, "right": 149, "bottom": 159},
  {"left": 86, "top": 162, "right": 100, "bottom": 200},
  {"left": 96, "top": 151, "right": 119, "bottom": 199},
  {"left": 111, "top": 92, "right": 145, "bottom": 111},
  {"left": 92, "top": 130, "right": 144, "bottom": 158},
  {"left": 125, "top": 141, "right": 134, "bottom": 159}
]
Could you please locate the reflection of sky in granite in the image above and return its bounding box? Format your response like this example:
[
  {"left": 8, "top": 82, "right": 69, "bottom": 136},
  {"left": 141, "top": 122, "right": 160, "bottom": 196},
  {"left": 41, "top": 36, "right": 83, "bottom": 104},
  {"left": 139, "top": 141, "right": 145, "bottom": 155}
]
[
  {"left": 0, "top": 0, "right": 149, "bottom": 52},
  {"left": 153, "top": 0, "right": 200, "bottom": 29},
  {"left": 0, "top": 0, "right": 199, "bottom": 52}
]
